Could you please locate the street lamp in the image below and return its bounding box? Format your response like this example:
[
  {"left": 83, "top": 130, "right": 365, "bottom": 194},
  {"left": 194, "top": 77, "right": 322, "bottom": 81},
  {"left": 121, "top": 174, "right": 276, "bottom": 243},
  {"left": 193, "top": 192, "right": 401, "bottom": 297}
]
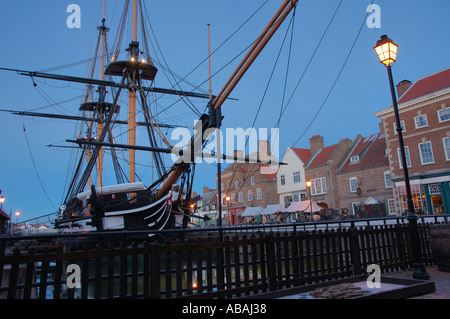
[
  {"left": 306, "top": 180, "right": 312, "bottom": 221},
  {"left": 374, "top": 35, "right": 429, "bottom": 280},
  {"left": 15, "top": 210, "right": 20, "bottom": 224},
  {"left": 0, "top": 196, "right": 4, "bottom": 210},
  {"left": 225, "top": 195, "right": 231, "bottom": 225}
]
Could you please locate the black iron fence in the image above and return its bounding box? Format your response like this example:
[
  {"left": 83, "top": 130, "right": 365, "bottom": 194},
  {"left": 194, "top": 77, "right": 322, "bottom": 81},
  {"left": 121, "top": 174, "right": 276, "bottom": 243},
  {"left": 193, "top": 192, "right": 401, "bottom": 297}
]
[{"left": 0, "top": 216, "right": 445, "bottom": 299}]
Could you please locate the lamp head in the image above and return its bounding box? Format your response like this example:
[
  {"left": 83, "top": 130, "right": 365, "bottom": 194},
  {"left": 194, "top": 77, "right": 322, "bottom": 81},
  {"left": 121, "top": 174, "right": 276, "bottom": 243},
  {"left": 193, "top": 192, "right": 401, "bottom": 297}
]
[{"left": 374, "top": 35, "right": 398, "bottom": 66}]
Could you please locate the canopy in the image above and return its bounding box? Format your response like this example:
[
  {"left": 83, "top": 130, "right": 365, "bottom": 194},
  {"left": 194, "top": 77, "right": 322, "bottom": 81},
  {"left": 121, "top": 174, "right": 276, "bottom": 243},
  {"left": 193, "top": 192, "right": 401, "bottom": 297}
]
[
  {"left": 283, "top": 200, "right": 322, "bottom": 213},
  {"left": 241, "top": 206, "right": 263, "bottom": 217},
  {"left": 364, "top": 195, "right": 381, "bottom": 205},
  {"left": 261, "top": 204, "right": 284, "bottom": 215}
]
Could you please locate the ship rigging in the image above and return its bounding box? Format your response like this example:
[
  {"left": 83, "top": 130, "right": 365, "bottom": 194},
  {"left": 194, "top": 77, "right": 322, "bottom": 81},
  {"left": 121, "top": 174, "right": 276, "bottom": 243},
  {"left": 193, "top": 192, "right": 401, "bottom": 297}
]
[{"left": 1, "top": 0, "right": 297, "bottom": 236}]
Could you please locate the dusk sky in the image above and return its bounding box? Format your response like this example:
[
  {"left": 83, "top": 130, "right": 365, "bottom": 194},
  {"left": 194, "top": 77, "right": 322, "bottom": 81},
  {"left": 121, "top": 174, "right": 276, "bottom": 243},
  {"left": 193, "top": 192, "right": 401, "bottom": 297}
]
[{"left": 0, "top": 0, "right": 449, "bottom": 222}]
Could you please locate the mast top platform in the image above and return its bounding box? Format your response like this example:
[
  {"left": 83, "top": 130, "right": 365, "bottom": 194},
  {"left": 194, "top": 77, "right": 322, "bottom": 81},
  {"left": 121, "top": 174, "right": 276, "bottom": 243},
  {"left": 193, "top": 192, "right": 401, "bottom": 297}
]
[
  {"left": 79, "top": 101, "right": 120, "bottom": 113},
  {"left": 105, "top": 60, "right": 158, "bottom": 81}
]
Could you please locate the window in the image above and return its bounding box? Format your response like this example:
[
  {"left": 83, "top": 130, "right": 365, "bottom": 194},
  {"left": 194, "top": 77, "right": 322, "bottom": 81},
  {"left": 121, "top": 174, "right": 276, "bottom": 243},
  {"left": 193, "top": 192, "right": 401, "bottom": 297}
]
[
  {"left": 414, "top": 114, "right": 428, "bottom": 128},
  {"left": 429, "top": 183, "right": 441, "bottom": 195},
  {"left": 397, "top": 146, "right": 411, "bottom": 168},
  {"left": 419, "top": 141, "right": 434, "bottom": 165},
  {"left": 397, "top": 185, "right": 423, "bottom": 214},
  {"left": 293, "top": 193, "right": 300, "bottom": 202},
  {"left": 235, "top": 180, "right": 239, "bottom": 189},
  {"left": 393, "top": 120, "right": 406, "bottom": 134},
  {"left": 350, "top": 155, "right": 359, "bottom": 163},
  {"left": 248, "top": 190, "right": 253, "bottom": 201},
  {"left": 351, "top": 202, "right": 361, "bottom": 215},
  {"left": 438, "top": 107, "right": 450, "bottom": 123},
  {"left": 256, "top": 188, "right": 262, "bottom": 200},
  {"left": 293, "top": 171, "right": 301, "bottom": 183},
  {"left": 349, "top": 177, "right": 358, "bottom": 193},
  {"left": 443, "top": 137, "right": 450, "bottom": 161},
  {"left": 283, "top": 195, "right": 292, "bottom": 208},
  {"left": 280, "top": 174, "right": 285, "bottom": 186},
  {"left": 250, "top": 176, "right": 255, "bottom": 185},
  {"left": 384, "top": 171, "right": 392, "bottom": 188},
  {"left": 311, "top": 177, "right": 327, "bottom": 195},
  {"left": 231, "top": 193, "right": 236, "bottom": 203},
  {"left": 238, "top": 192, "right": 243, "bottom": 202},
  {"left": 387, "top": 199, "right": 395, "bottom": 215}
]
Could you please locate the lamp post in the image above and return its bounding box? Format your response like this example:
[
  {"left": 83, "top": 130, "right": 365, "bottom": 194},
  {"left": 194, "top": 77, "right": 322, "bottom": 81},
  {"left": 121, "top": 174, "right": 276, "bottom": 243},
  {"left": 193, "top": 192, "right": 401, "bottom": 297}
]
[
  {"left": 0, "top": 196, "right": 4, "bottom": 210},
  {"left": 306, "top": 180, "right": 312, "bottom": 221},
  {"left": 226, "top": 196, "right": 231, "bottom": 225},
  {"left": 374, "top": 35, "right": 429, "bottom": 280},
  {"left": 15, "top": 210, "right": 20, "bottom": 225}
]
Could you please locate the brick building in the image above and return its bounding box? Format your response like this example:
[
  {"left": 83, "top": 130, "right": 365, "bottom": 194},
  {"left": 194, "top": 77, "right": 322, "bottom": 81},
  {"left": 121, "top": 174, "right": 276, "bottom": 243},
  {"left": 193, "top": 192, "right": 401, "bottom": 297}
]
[
  {"left": 375, "top": 67, "right": 450, "bottom": 215},
  {"left": 337, "top": 132, "right": 393, "bottom": 216},
  {"left": 218, "top": 141, "right": 278, "bottom": 224},
  {"left": 304, "top": 135, "right": 353, "bottom": 209}
]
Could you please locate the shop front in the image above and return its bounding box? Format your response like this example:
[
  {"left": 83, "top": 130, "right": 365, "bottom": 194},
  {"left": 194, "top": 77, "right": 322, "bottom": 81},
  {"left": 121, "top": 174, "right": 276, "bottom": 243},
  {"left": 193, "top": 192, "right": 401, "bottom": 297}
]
[{"left": 395, "top": 177, "right": 450, "bottom": 215}]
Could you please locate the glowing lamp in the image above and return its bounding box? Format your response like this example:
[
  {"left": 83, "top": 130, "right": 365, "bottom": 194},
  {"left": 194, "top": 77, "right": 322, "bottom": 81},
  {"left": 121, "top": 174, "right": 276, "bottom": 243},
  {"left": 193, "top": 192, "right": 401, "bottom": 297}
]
[{"left": 374, "top": 35, "right": 398, "bottom": 66}]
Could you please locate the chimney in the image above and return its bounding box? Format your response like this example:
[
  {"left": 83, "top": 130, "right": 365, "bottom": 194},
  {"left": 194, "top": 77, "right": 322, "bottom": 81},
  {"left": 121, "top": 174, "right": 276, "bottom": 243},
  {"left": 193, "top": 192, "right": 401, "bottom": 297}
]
[
  {"left": 233, "top": 150, "right": 244, "bottom": 161},
  {"left": 396, "top": 80, "right": 412, "bottom": 98},
  {"left": 258, "top": 140, "right": 270, "bottom": 160},
  {"left": 202, "top": 186, "right": 210, "bottom": 195},
  {"left": 378, "top": 121, "right": 385, "bottom": 135},
  {"left": 310, "top": 135, "right": 324, "bottom": 154}
]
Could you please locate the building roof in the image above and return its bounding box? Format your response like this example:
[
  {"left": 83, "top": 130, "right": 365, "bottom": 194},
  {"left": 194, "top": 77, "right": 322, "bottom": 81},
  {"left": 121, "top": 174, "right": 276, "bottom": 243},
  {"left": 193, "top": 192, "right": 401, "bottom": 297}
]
[
  {"left": 398, "top": 67, "right": 450, "bottom": 104},
  {"left": 339, "top": 133, "right": 388, "bottom": 173},
  {"left": 257, "top": 163, "right": 277, "bottom": 180},
  {"left": 202, "top": 190, "right": 217, "bottom": 208},
  {"left": 307, "top": 144, "right": 339, "bottom": 168},
  {"left": 292, "top": 148, "right": 311, "bottom": 164}
]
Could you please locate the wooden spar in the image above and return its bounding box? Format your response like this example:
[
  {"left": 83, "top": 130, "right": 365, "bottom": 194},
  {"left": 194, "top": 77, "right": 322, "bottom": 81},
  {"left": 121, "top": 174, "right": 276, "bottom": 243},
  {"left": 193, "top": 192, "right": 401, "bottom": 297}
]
[
  {"left": 97, "top": 0, "right": 107, "bottom": 188},
  {"left": 12, "top": 68, "right": 214, "bottom": 99},
  {"left": 213, "top": 0, "right": 298, "bottom": 110},
  {"left": 2, "top": 110, "right": 182, "bottom": 128},
  {"left": 208, "top": 24, "right": 212, "bottom": 100},
  {"left": 155, "top": 1, "right": 297, "bottom": 201},
  {"left": 128, "top": 0, "right": 138, "bottom": 185},
  {"left": 87, "top": 44, "right": 92, "bottom": 190},
  {"left": 67, "top": 139, "right": 287, "bottom": 165}
]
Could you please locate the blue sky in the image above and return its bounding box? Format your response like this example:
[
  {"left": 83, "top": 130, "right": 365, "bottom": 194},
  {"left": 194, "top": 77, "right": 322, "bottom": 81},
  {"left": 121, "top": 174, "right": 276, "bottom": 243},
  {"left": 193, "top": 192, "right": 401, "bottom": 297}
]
[{"left": 0, "top": 0, "right": 449, "bottom": 221}]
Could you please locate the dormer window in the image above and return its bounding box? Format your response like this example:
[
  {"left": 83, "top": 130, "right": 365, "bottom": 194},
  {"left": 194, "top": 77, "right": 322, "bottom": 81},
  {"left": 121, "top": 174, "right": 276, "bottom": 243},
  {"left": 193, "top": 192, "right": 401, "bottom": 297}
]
[{"left": 350, "top": 155, "right": 360, "bottom": 163}]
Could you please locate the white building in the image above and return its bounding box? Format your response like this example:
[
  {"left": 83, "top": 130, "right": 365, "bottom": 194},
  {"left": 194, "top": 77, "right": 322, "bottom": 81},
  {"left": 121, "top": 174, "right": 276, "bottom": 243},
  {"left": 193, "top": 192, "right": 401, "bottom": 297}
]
[{"left": 277, "top": 147, "right": 311, "bottom": 208}]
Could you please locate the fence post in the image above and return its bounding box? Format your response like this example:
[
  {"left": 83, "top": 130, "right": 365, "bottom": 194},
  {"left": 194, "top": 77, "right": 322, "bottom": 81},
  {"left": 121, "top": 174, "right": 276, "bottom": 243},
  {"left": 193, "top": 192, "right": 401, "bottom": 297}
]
[
  {"left": 150, "top": 244, "right": 161, "bottom": 299},
  {"left": 349, "top": 222, "right": 361, "bottom": 276},
  {"left": 265, "top": 233, "right": 277, "bottom": 291}
]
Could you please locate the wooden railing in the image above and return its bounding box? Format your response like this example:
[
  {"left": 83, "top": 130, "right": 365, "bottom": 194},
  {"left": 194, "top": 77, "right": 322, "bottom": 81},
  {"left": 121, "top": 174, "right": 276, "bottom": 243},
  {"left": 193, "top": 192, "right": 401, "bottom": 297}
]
[{"left": 0, "top": 221, "right": 439, "bottom": 299}]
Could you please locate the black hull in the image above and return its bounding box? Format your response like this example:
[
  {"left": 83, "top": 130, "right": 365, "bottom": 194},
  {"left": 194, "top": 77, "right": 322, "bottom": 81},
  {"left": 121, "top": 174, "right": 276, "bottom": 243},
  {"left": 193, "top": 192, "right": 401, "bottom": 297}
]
[{"left": 55, "top": 194, "right": 184, "bottom": 240}]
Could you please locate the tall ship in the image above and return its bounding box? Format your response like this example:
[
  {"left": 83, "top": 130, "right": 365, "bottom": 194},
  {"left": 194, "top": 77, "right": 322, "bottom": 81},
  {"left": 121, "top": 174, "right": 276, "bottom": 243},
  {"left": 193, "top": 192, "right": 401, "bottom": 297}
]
[{"left": 2, "top": 0, "right": 297, "bottom": 236}]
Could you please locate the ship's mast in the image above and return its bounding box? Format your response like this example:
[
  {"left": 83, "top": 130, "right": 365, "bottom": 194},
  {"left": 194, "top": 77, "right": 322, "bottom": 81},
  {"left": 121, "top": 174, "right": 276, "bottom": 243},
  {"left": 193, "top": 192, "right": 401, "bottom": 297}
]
[
  {"left": 97, "top": 0, "right": 107, "bottom": 188},
  {"left": 128, "top": 0, "right": 138, "bottom": 185}
]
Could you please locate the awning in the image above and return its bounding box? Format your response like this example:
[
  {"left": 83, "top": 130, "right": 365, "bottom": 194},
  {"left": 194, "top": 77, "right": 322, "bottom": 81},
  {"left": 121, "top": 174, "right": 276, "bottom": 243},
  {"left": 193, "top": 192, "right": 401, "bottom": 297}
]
[
  {"left": 261, "top": 204, "right": 284, "bottom": 215},
  {"left": 364, "top": 195, "right": 381, "bottom": 205},
  {"left": 283, "top": 200, "right": 322, "bottom": 213},
  {"left": 241, "top": 206, "right": 263, "bottom": 217}
]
